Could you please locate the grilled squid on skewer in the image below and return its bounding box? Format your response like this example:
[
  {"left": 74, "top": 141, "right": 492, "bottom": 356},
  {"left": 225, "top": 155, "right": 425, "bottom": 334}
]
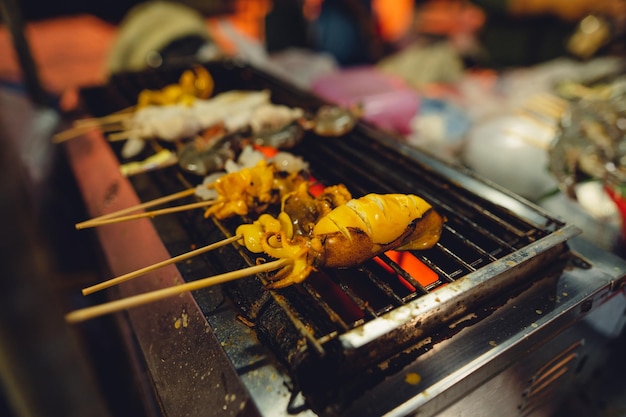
[
  {"left": 281, "top": 182, "right": 353, "bottom": 237},
  {"left": 201, "top": 159, "right": 311, "bottom": 220},
  {"left": 236, "top": 193, "right": 443, "bottom": 288},
  {"left": 64, "top": 190, "right": 441, "bottom": 322},
  {"left": 76, "top": 156, "right": 311, "bottom": 229},
  {"left": 76, "top": 180, "right": 351, "bottom": 294}
]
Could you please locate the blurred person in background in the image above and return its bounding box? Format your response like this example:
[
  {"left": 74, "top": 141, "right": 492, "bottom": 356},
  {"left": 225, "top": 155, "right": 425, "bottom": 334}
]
[{"left": 265, "top": 0, "right": 387, "bottom": 66}]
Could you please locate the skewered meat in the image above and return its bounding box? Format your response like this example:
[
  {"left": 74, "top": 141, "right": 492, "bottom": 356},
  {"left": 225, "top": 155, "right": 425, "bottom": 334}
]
[
  {"left": 236, "top": 193, "right": 443, "bottom": 288},
  {"left": 177, "top": 110, "right": 307, "bottom": 177},
  {"left": 202, "top": 159, "right": 310, "bottom": 220},
  {"left": 63, "top": 191, "right": 442, "bottom": 322},
  {"left": 127, "top": 90, "right": 272, "bottom": 142},
  {"left": 281, "top": 182, "right": 353, "bottom": 237}
]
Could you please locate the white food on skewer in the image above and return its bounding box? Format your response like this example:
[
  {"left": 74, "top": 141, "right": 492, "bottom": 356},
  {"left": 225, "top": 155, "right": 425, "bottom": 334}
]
[
  {"left": 120, "top": 89, "right": 274, "bottom": 157},
  {"left": 128, "top": 105, "right": 203, "bottom": 141},
  {"left": 192, "top": 89, "right": 273, "bottom": 131},
  {"left": 121, "top": 137, "right": 148, "bottom": 159},
  {"left": 248, "top": 104, "right": 304, "bottom": 133},
  {"left": 224, "top": 145, "right": 267, "bottom": 173}
]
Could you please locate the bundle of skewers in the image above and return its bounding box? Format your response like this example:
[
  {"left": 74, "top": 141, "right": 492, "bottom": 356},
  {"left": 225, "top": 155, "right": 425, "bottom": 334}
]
[
  {"left": 59, "top": 64, "right": 440, "bottom": 324},
  {"left": 53, "top": 65, "right": 215, "bottom": 144},
  {"left": 54, "top": 65, "right": 360, "bottom": 178}
]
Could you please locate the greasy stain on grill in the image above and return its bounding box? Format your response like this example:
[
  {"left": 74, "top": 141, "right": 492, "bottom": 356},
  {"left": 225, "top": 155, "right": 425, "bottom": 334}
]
[
  {"left": 102, "top": 181, "right": 120, "bottom": 207},
  {"left": 80, "top": 59, "right": 574, "bottom": 416}
]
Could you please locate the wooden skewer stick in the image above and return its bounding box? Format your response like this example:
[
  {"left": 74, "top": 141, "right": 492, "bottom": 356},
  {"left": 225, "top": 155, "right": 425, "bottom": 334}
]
[
  {"left": 75, "top": 199, "right": 218, "bottom": 230},
  {"left": 108, "top": 130, "right": 140, "bottom": 142},
  {"left": 73, "top": 112, "right": 133, "bottom": 128},
  {"left": 65, "top": 258, "right": 291, "bottom": 323},
  {"left": 82, "top": 235, "right": 242, "bottom": 295},
  {"left": 53, "top": 106, "right": 135, "bottom": 144},
  {"left": 77, "top": 188, "right": 197, "bottom": 226},
  {"left": 52, "top": 122, "right": 127, "bottom": 144}
]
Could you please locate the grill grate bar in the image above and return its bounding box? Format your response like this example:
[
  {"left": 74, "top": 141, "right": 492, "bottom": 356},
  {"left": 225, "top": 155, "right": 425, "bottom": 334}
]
[
  {"left": 441, "top": 214, "right": 519, "bottom": 255},
  {"left": 418, "top": 248, "right": 457, "bottom": 285},
  {"left": 331, "top": 267, "right": 405, "bottom": 316},
  {"left": 270, "top": 289, "right": 327, "bottom": 355},
  {"left": 442, "top": 223, "right": 500, "bottom": 262},
  {"left": 359, "top": 268, "right": 407, "bottom": 309},
  {"left": 364, "top": 146, "right": 537, "bottom": 239},
  {"left": 437, "top": 243, "right": 479, "bottom": 274},
  {"left": 334, "top": 280, "right": 380, "bottom": 321},
  {"left": 376, "top": 252, "right": 429, "bottom": 296},
  {"left": 301, "top": 283, "right": 351, "bottom": 331},
  {"left": 314, "top": 330, "right": 340, "bottom": 345},
  {"left": 314, "top": 131, "right": 546, "bottom": 240},
  {"left": 444, "top": 192, "right": 531, "bottom": 239}
]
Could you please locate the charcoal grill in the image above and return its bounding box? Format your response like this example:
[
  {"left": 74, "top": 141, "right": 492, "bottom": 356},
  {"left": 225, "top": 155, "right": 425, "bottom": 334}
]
[{"left": 64, "top": 59, "right": 626, "bottom": 417}]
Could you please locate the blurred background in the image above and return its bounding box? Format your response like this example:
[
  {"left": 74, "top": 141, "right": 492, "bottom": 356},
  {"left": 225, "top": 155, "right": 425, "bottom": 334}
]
[{"left": 0, "top": 1, "right": 625, "bottom": 416}]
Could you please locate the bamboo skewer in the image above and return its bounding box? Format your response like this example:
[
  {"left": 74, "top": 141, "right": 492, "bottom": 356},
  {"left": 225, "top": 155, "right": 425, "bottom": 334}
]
[
  {"left": 53, "top": 106, "right": 135, "bottom": 144},
  {"left": 82, "top": 235, "right": 242, "bottom": 295},
  {"left": 66, "top": 258, "right": 290, "bottom": 323},
  {"left": 77, "top": 188, "right": 198, "bottom": 227},
  {"left": 108, "top": 130, "right": 139, "bottom": 142},
  {"left": 72, "top": 112, "right": 133, "bottom": 128},
  {"left": 52, "top": 122, "right": 127, "bottom": 144},
  {"left": 75, "top": 199, "right": 217, "bottom": 229}
]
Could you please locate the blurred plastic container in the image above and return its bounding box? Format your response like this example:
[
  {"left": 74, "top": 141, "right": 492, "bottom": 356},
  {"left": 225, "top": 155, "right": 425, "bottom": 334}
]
[{"left": 311, "top": 67, "right": 420, "bottom": 135}]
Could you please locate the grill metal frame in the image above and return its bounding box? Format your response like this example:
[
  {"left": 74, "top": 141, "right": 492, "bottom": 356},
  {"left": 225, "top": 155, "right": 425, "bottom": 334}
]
[{"left": 70, "top": 60, "right": 626, "bottom": 417}]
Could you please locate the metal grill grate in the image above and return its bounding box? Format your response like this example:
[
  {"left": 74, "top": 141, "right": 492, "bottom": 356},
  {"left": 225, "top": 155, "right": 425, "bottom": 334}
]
[{"left": 79, "top": 59, "right": 580, "bottom": 395}]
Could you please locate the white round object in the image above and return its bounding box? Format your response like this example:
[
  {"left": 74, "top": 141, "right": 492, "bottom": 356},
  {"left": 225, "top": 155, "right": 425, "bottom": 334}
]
[{"left": 461, "top": 115, "right": 559, "bottom": 201}]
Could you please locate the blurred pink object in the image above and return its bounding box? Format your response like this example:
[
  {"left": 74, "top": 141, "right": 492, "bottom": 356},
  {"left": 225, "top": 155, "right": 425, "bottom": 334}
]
[{"left": 311, "top": 67, "right": 419, "bottom": 135}]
